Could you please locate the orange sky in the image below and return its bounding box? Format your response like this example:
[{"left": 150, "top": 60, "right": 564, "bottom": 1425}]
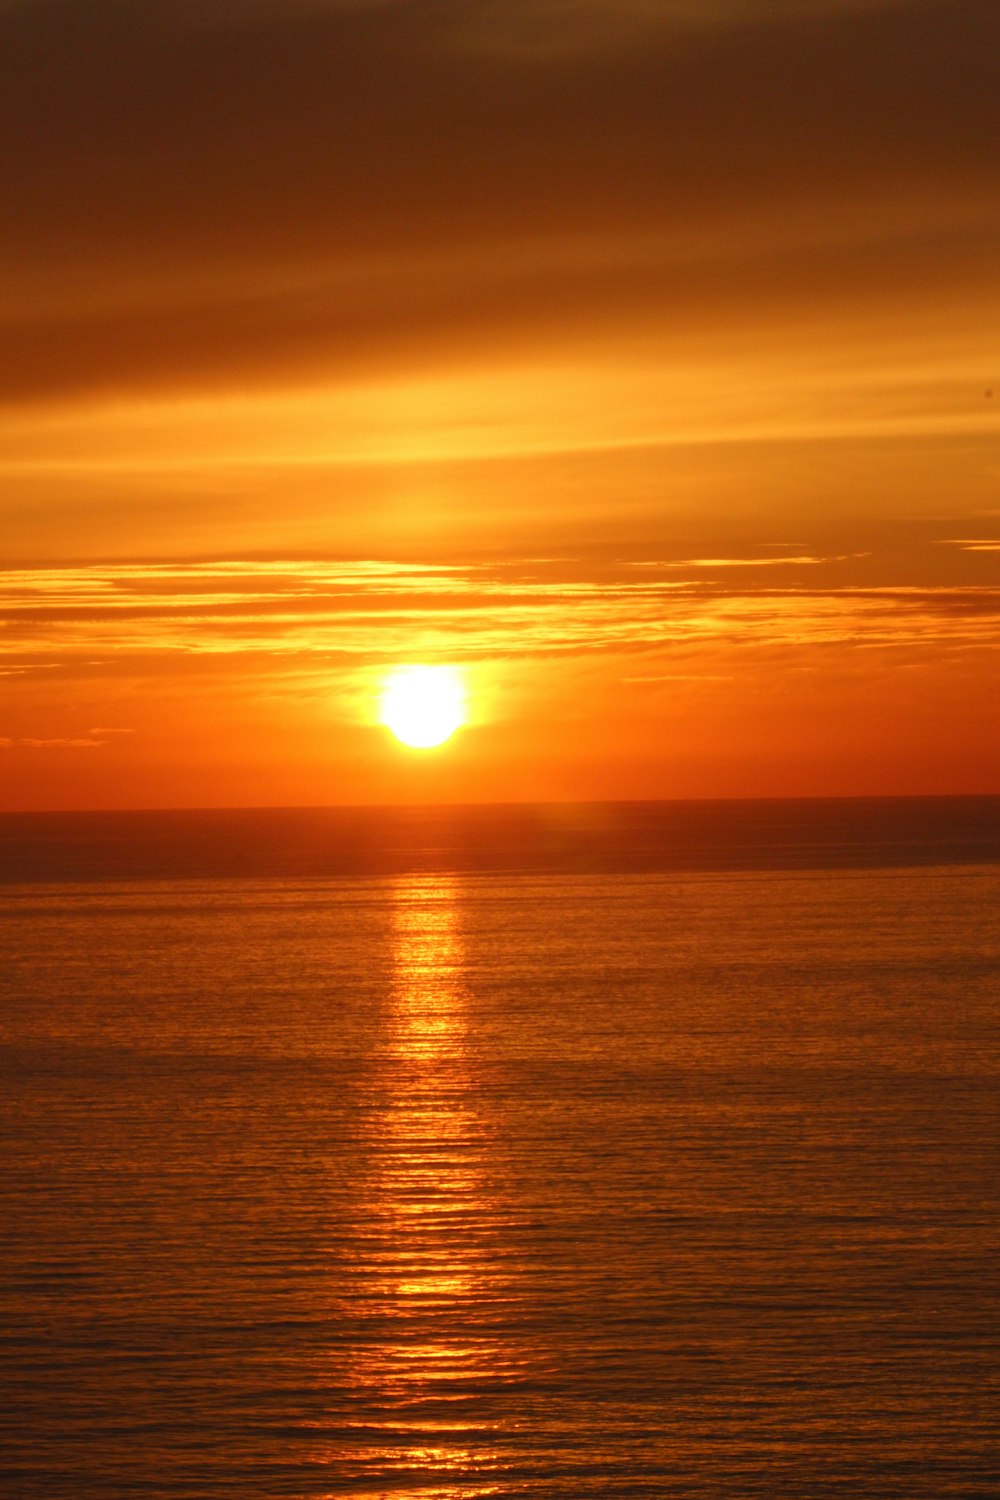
[{"left": 2, "top": 0, "right": 999, "bottom": 809}]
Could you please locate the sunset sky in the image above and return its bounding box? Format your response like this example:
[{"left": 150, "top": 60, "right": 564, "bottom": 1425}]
[{"left": 2, "top": 0, "right": 998, "bottom": 809}]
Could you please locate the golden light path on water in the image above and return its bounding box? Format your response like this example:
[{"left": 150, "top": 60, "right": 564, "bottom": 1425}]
[{"left": 328, "top": 876, "right": 511, "bottom": 1495}]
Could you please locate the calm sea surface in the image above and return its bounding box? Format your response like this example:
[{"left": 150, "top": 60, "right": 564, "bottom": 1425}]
[{"left": 1, "top": 802, "right": 999, "bottom": 1497}]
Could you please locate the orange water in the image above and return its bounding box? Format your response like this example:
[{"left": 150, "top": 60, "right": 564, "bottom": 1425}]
[{"left": 2, "top": 863, "right": 998, "bottom": 1496}]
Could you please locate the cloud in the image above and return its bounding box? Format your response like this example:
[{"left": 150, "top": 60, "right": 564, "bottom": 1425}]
[
  {"left": 451, "top": 0, "right": 927, "bottom": 56},
  {"left": 0, "top": 736, "right": 104, "bottom": 749},
  {"left": 1, "top": 558, "right": 997, "bottom": 681},
  {"left": 627, "top": 556, "right": 831, "bottom": 569},
  {"left": 1, "top": 0, "right": 997, "bottom": 405}
]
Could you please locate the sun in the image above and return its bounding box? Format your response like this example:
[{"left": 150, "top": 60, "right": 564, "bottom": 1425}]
[{"left": 379, "top": 665, "right": 466, "bottom": 749}]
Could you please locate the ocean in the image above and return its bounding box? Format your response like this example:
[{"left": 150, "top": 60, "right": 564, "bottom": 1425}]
[{"left": 1, "top": 799, "right": 998, "bottom": 1497}]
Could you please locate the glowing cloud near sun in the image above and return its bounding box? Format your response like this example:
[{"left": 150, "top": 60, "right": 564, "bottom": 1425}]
[{"left": 379, "top": 665, "right": 466, "bottom": 749}]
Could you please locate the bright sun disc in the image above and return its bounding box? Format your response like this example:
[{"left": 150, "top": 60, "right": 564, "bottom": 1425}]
[{"left": 380, "top": 665, "right": 466, "bottom": 749}]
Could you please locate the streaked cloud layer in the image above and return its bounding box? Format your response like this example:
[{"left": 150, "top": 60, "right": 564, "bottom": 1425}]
[{"left": 3, "top": 557, "right": 1000, "bottom": 675}]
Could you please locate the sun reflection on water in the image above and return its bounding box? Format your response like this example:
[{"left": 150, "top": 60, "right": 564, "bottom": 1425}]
[{"left": 336, "top": 874, "right": 506, "bottom": 1493}]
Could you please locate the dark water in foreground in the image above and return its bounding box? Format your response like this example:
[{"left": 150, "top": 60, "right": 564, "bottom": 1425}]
[{"left": 1, "top": 803, "right": 999, "bottom": 1496}]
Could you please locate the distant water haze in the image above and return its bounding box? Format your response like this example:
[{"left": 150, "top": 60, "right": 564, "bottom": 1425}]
[{"left": 2, "top": 795, "right": 1000, "bottom": 884}]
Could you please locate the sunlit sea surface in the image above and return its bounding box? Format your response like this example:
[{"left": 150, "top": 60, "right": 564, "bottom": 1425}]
[{"left": 2, "top": 801, "right": 999, "bottom": 1497}]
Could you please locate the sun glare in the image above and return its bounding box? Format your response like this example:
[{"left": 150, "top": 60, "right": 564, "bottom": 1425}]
[{"left": 380, "top": 665, "right": 466, "bottom": 749}]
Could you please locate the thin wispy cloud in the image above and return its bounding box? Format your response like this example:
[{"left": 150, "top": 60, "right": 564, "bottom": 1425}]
[
  {"left": 0, "top": 735, "right": 104, "bottom": 750},
  {"left": 2, "top": 560, "right": 998, "bottom": 683}
]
